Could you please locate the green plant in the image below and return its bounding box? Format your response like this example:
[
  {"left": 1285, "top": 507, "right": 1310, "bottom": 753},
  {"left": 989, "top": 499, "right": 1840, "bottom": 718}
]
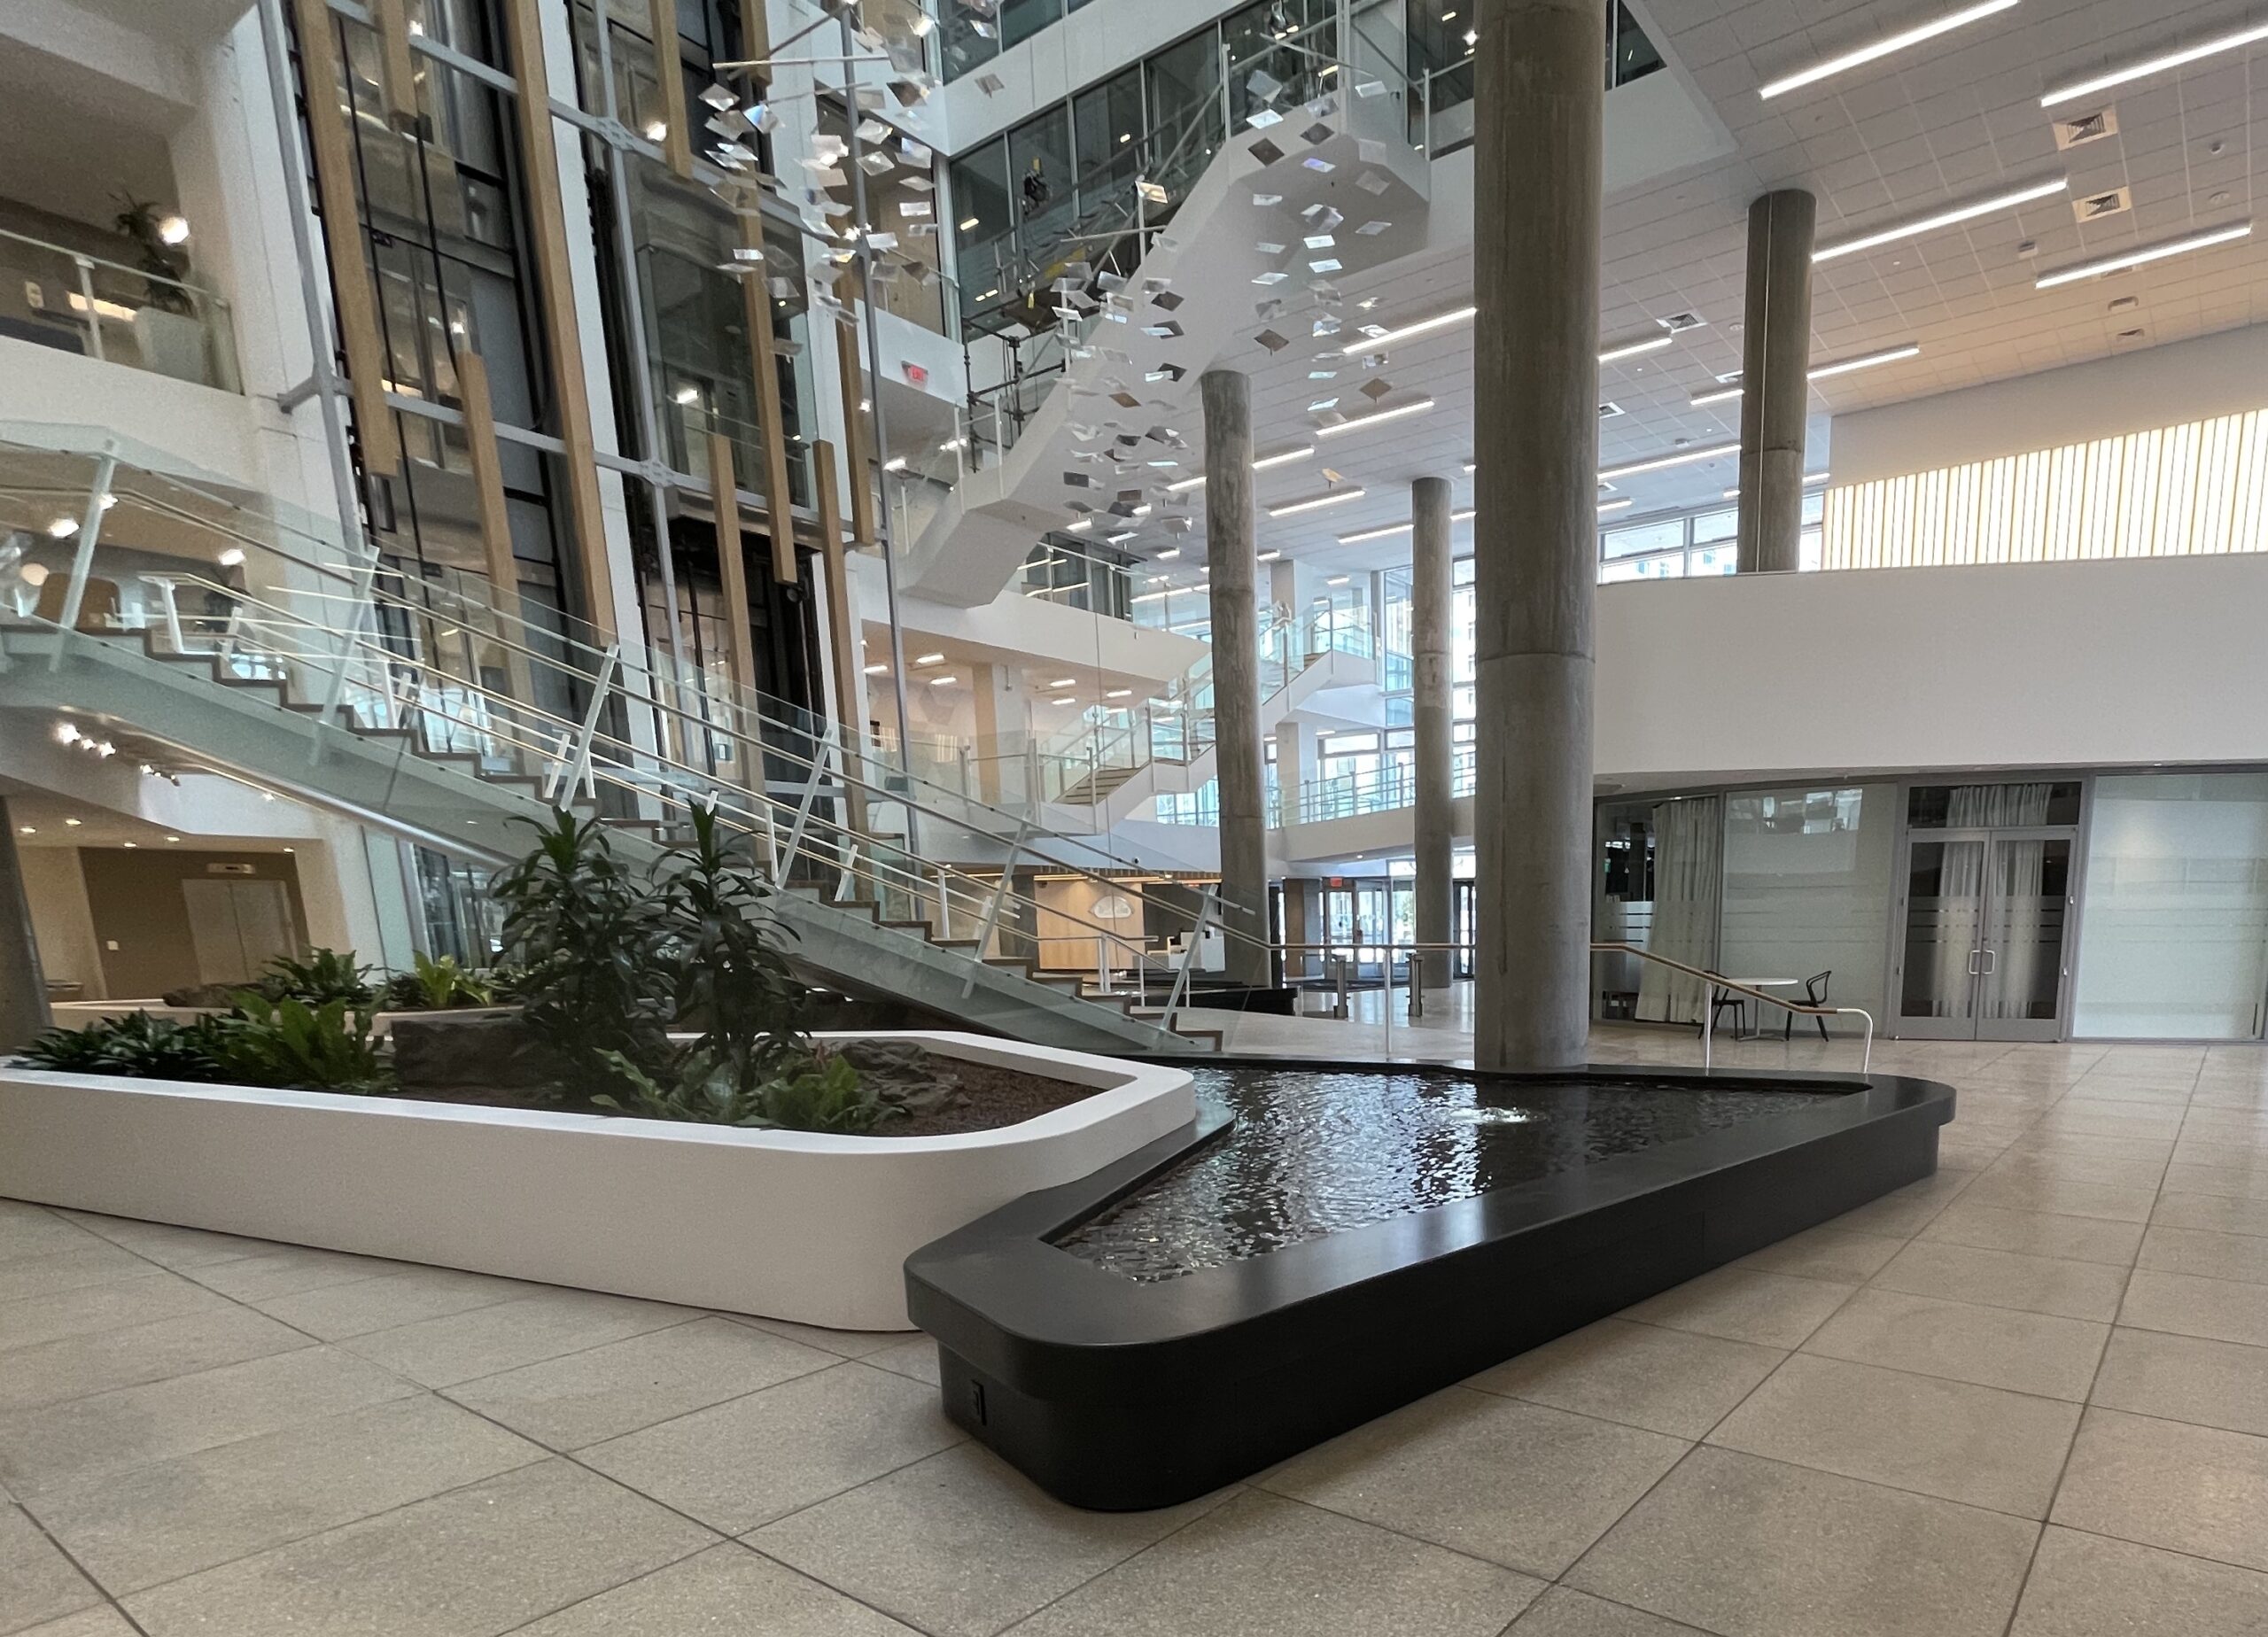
[
  {"left": 259, "top": 949, "right": 376, "bottom": 1008},
  {"left": 16, "top": 1012, "right": 227, "bottom": 1081},
  {"left": 594, "top": 1042, "right": 902, "bottom": 1132},
  {"left": 654, "top": 803, "right": 804, "bottom": 1072},
  {"left": 111, "top": 194, "right": 192, "bottom": 314},
  {"left": 491, "top": 810, "right": 669, "bottom": 1082},
  {"left": 380, "top": 952, "right": 496, "bottom": 1012},
  {"left": 211, "top": 995, "right": 390, "bottom": 1095}
]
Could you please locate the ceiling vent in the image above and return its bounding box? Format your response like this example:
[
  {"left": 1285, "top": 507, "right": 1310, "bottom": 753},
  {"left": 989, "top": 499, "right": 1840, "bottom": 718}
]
[
  {"left": 1658, "top": 312, "right": 1706, "bottom": 333},
  {"left": 2052, "top": 107, "right": 2119, "bottom": 150},
  {"left": 1598, "top": 402, "right": 1625, "bottom": 419},
  {"left": 2073, "top": 187, "right": 2132, "bottom": 223}
]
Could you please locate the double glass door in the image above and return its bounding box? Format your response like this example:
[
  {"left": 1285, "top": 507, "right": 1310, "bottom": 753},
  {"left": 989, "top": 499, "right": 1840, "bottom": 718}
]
[{"left": 1896, "top": 827, "right": 2075, "bottom": 1040}]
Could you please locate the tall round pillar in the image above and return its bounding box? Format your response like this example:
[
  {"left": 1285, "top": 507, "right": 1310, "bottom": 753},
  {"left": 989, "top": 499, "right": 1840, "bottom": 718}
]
[
  {"left": 1472, "top": 0, "right": 1605, "bottom": 1071},
  {"left": 1736, "top": 189, "right": 1817, "bottom": 574},
  {"left": 1411, "top": 475, "right": 1455, "bottom": 987},
  {"left": 1201, "top": 369, "right": 1270, "bottom": 987}
]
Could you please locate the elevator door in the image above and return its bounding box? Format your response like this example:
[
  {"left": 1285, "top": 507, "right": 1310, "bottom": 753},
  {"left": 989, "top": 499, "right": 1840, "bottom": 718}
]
[{"left": 1895, "top": 828, "right": 2074, "bottom": 1040}]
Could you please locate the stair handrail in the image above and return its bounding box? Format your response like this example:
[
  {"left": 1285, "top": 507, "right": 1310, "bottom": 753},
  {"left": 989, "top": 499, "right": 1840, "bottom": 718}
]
[
  {"left": 42, "top": 561, "right": 1281, "bottom": 974},
  {"left": 1591, "top": 943, "right": 1876, "bottom": 1074}
]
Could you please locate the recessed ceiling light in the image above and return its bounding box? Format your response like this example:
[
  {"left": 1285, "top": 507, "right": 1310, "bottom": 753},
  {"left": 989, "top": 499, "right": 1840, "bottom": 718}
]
[
  {"left": 1760, "top": 0, "right": 2019, "bottom": 100},
  {"left": 1598, "top": 441, "right": 1743, "bottom": 481},
  {"left": 64, "top": 818, "right": 82, "bottom": 826},
  {"left": 158, "top": 214, "right": 190, "bottom": 245},
  {"left": 928, "top": 674, "right": 959, "bottom": 687},
  {"left": 15, "top": 826, "right": 31, "bottom": 834},
  {"left": 1814, "top": 177, "right": 2068, "bottom": 261},
  {"left": 863, "top": 663, "right": 889, "bottom": 674},
  {"left": 2034, "top": 222, "right": 2253, "bottom": 289},
  {"left": 1047, "top": 677, "right": 1076, "bottom": 687},
  {"left": 1806, "top": 342, "right": 1922, "bottom": 380},
  {"left": 1597, "top": 334, "right": 1674, "bottom": 363},
  {"left": 47, "top": 517, "right": 78, "bottom": 539},
  {"left": 2042, "top": 19, "right": 2268, "bottom": 107},
  {"left": 1690, "top": 383, "right": 1744, "bottom": 407},
  {"left": 1166, "top": 445, "right": 1314, "bottom": 493},
  {"left": 1157, "top": 547, "right": 1181, "bottom": 559},
  {"left": 1065, "top": 518, "right": 1092, "bottom": 531},
  {"left": 1339, "top": 304, "right": 1476, "bottom": 354},
  {"left": 913, "top": 652, "right": 945, "bottom": 664},
  {"left": 1326, "top": 575, "right": 1351, "bottom": 586},
  {"left": 1257, "top": 547, "right": 1282, "bottom": 561},
  {"left": 643, "top": 120, "right": 668, "bottom": 142},
  {"left": 166, "top": 834, "right": 181, "bottom": 842},
  {"left": 122, "top": 841, "right": 136, "bottom": 849},
  {"left": 218, "top": 547, "right": 246, "bottom": 567},
  {"left": 1597, "top": 499, "right": 1635, "bottom": 515},
  {"left": 1315, "top": 401, "right": 1433, "bottom": 438},
  {"left": 1269, "top": 487, "right": 1369, "bottom": 516}
]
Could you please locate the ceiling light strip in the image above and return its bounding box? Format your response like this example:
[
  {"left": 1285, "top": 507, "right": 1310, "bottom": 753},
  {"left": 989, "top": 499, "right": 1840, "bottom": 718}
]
[
  {"left": 1314, "top": 400, "right": 1434, "bottom": 438},
  {"left": 2032, "top": 222, "right": 2253, "bottom": 289},
  {"left": 1597, "top": 334, "right": 1674, "bottom": 363},
  {"left": 1760, "top": 0, "right": 2020, "bottom": 99},
  {"left": 1814, "top": 177, "right": 2068, "bottom": 262},
  {"left": 1334, "top": 507, "right": 1479, "bottom": 545},
  {"left": 1598, "top": 441, "right": 1743, "bottom": 481},
  {"left": 1269, "top": 487, "right": 1369, "bottom": 516},
  {"left": 1164, "top": 445, "right": 1317, "bottom": 492},
  {"left": 1340, "top": 305, "right": 1476, "bottom": 355},
  {"left": 2041, "top": 19, "right": 2268, "bottom": 107}
]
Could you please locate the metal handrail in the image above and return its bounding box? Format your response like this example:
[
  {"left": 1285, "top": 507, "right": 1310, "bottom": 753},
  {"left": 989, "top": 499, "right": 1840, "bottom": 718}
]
[
  {"left": 0, "top": 225, "right": 232, "bottom": 307},
  {"left": 1259, "top": 939, "right": 1874, "bottom": 1073},
  {"left": 1592, "top": 943, "right": 1876, "bottom": 1074}
]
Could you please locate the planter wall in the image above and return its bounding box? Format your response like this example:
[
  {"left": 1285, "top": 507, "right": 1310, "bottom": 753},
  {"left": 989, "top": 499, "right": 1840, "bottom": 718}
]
[{"left": 0, "top": 1031, "right": 1193, "bottom": 1331}]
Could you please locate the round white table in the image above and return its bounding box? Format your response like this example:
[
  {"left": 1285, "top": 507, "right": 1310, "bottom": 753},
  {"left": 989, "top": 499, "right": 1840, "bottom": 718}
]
[{"left": 1708, "top": 977, "right": 1805, "bottom": 1041}]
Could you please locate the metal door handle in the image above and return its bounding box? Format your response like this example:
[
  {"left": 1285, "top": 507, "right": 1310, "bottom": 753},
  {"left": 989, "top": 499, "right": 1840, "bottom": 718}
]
[
  {"left": 1980, "top": 948, "right": 1998, "bottom": 975},
  {"left": 1967, "top": 949, "right": 1981, "bottom": 975}
]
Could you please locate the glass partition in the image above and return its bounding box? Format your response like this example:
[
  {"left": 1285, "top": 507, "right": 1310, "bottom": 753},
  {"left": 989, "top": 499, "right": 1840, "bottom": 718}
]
[
  {"left": 2075, "top": 773, "right": 2268, "bottom": 1039},
  {"left": 1719, "top": 785, "right": 1897, "bottom": 1034}
]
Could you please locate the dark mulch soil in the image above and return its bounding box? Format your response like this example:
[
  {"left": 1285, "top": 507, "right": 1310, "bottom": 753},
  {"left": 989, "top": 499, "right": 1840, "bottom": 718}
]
[{"left": 882, "top": 1053, "right": 1100, "bottom": 1138}]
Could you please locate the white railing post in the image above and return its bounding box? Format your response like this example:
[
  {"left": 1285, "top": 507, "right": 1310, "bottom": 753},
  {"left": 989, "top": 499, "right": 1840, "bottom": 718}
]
[
  {"left": 961, "top": 815, "right": 1029, "bottom": 997},
  {"left": 563, "top": 644, "right": 620, "bottom": 806},
  {"left": 51, "top": 449, "right": 119, "bottom": 650},
  {"left": 1161, "top": 884, "right": 1216, "bottom": 1024}
]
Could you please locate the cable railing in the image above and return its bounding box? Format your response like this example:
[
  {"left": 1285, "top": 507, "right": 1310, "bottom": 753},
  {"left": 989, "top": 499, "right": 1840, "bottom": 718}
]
[
  {"left": 0, "top": 444, "right": 1289, "bottom": 1005},
  {"left": 0, "top": 226, "right": 241, "bottom": 393},
  {"left": 1293, "top": 746, "right": 1475, "bottom": 826}
]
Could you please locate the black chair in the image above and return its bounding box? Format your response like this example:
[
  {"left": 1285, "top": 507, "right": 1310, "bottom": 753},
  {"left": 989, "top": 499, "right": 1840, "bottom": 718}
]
[
  {"left": 1784, "top": 970, "right": 1832, "bottom": 1041},
  {"left": 1707, "top": 983, "right": 1747, "bottom": 1037}
]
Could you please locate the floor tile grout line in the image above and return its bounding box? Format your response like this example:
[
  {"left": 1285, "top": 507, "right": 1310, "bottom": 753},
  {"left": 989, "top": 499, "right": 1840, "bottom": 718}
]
[
  {"left": 1996, "top": 1074, "right": 2194, "bottom": 1636},
  {"left": 408, "top": 1307, "right": 721, "bottom": 1395},
  {"left": 50, "top": 1427, "right": 560, "bottom": 1607},
  {"left": 15, "top": 1496, "right": 158, "bottom": 1637}
]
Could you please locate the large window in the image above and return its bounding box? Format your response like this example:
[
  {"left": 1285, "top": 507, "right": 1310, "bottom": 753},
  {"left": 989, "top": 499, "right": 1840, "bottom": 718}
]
[
  {"left": 1598, "top": 494, "right": 1824, "bottom": 582},
  {"left": 1718, "top": 786, "right": 1897, "bottom": 1036}
]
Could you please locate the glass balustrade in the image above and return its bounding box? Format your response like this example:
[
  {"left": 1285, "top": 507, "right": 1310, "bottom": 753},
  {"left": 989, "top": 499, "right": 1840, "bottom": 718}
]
[{"left": 0, "top": 228, "right": 241, "bottom": 392}]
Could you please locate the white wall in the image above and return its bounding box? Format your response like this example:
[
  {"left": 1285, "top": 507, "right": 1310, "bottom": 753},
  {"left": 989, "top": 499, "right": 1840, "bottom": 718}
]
[
  {"left": 1596, "top": 554, "right": 2268, "bottom": 789},
  {"left": 18, "top": 849, "right": 105, "bottom": 1000},
  {"left": 1833, "top": 324, "right": 2268, "bottom": 486}
]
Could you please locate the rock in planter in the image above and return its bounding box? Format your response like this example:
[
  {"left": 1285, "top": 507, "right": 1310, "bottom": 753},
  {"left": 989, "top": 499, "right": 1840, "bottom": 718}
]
[{"left": 390, "top": 1007, "right": 571, "bottom": 1101}]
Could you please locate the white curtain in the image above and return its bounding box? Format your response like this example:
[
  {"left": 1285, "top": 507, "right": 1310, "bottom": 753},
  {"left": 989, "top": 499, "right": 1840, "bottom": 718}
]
[
  {"left": 1637, "top": 795, "right": 1722, "bottom": 1026},
  {"left": 1922, "top": 785, "right": 2054, "bottom": 1020}
]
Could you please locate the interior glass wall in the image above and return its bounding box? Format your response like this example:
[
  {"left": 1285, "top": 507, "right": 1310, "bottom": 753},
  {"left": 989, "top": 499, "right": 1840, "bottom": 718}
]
[
  {"left": 1719, "top": 785, "right": 1896, "bottom": 1036},
  {"left": 2075, "top": 773, "right": 2268, "bottom": 1039}
]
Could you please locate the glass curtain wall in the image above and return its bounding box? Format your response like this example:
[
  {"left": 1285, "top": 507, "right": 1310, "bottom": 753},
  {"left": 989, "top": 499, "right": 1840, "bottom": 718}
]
[
  {"left": 1598, "top": 493, "right": 1824, "bottom": 582},
  {"left": 1719, "top": 786, "right": 1896, "bottom": 1036},
  {"left": 2075, "top": 773, "right": 2268, "bottom": 1039}
]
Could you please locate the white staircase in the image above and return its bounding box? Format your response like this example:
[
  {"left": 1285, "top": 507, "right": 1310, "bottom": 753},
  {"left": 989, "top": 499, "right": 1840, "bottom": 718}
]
[{"left": 901, "top": 39, "right": 1431, "bottom": 607}]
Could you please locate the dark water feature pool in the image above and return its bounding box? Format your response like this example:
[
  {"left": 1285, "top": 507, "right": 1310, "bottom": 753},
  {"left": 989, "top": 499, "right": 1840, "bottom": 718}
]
[{"left": 1054, "top": 1065, "right": 1852, "bottom": 1282}]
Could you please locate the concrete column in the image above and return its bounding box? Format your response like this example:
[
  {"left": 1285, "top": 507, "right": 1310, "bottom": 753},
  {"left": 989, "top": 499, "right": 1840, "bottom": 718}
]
[
  {"left": 1202, "top": 369, "right": 1270, "bottom": 987},
  {"left": 1411, "top": 476, "right": 1455, "bottom": 986},
  {"left": 0, "top": 798, "right": 52, "bottom": 1050},
  {"left": 1736, "top": 189, "right": 1817, "bottom": 574},
  {"left": 1472, "top": 0, "right": 1604, "bottom": 1072},
  {"left": 968, "top": 662, "right": 1031, "bottom": 807}
]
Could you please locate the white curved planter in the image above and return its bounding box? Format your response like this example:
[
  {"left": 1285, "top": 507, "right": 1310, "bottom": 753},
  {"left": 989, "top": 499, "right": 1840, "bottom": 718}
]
[{"left": 0, "top": 1031, "right": 1194, "bottom": 1331}]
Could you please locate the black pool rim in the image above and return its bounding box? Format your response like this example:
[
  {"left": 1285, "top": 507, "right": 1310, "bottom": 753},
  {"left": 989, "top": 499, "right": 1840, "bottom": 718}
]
[{"left": 905, "top": 1059, "right": 1955, "bottom": 1510}]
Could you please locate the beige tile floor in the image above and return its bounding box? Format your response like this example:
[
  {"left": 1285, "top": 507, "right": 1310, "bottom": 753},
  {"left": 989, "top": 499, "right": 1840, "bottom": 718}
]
[{"left": 5, "top": 1028, "right": 2268, "bottom": 1635}]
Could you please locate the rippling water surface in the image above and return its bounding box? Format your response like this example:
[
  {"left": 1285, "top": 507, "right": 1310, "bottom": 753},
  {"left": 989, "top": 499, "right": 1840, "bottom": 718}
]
[{"left": 1053, "top": 1067, "right": 1848, "bottom": 1283}]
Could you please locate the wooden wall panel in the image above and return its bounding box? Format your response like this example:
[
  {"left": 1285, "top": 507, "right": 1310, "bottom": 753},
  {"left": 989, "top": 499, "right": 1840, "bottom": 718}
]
[
  {"left": 290, "top": 0, "right": 400, "bottom": 477},
  {"left": 831, "top": 282, "right": 878, "bottom": 549},
  {"left": 644, "top": 0, "right": 695, "bottom": 177},
  {"left": 738, "top": 214, "right": 800, "bottom": 585},
  {"left": 498, "top": 0, "right": 619, "bottom": 640},
  {"left": 368, "top": 0, "right": 421, "bottom": 129},
  {"left": 708, "top": 430, "right": 761, "bottom": 718},
  {"left": 813, "top": 438, "right": 866, "bottom": 832}
]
